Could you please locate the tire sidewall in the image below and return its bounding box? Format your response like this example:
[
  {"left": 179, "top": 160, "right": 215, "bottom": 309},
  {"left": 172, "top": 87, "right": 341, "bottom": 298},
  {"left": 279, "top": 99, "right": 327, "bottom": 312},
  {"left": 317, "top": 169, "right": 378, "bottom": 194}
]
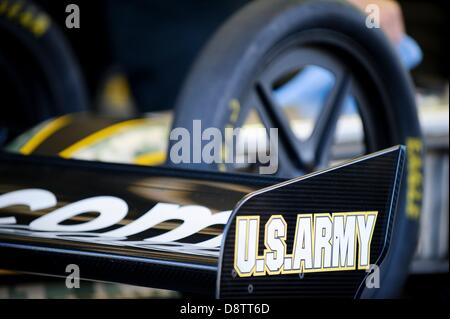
[{"left": 172, "top": 0, "right": 423, "bottom": 297}]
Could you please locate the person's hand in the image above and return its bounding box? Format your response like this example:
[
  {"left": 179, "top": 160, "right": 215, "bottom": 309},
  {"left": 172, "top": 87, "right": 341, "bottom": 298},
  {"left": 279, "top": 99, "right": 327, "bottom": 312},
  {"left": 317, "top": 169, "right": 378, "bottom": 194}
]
[{"left": 348, "top": 0, "right": 405, "bottom": 44}]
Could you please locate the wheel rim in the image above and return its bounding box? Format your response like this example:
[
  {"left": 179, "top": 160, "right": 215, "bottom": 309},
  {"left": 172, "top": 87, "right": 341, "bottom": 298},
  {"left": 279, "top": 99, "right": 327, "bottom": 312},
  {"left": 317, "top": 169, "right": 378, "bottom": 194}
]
[{"left": 225, "top": 29, "right": 393, "bottom": 178}]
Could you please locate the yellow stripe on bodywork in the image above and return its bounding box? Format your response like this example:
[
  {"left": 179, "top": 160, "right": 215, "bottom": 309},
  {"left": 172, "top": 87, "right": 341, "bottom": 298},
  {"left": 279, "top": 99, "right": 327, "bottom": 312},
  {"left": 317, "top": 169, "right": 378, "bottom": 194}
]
[
  {"left": 59, "top": 118, "right": 149, "bottom": 158},
  {"left": 134, "top": 151, "right": 167, "bottom": 166},
  {"left": 20, "top": 115, "right": 72, "bottom": 155}
]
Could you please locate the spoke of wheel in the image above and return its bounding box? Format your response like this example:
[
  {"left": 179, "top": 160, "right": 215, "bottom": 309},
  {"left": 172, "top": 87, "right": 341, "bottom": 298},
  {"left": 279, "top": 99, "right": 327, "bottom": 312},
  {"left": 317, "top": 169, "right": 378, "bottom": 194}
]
[
  {"left": 307, "top": 73, "right": 352, "bottom": 168},
  {"left": 254, "top": 83, "right": 306, "bottom": 170}
]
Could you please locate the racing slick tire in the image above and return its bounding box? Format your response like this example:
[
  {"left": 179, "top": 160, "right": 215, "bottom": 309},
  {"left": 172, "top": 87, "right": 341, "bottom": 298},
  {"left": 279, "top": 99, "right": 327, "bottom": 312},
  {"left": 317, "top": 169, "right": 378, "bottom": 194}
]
[{"left": 0, "top": 0, "right": 87, "bottom": 144}]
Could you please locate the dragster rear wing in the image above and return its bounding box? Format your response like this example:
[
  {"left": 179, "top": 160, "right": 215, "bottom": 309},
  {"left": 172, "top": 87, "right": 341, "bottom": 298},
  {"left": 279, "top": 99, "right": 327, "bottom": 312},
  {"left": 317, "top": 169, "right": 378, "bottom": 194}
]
[{"left": 0, "top": 146, "right": 405, "bottom": 298}]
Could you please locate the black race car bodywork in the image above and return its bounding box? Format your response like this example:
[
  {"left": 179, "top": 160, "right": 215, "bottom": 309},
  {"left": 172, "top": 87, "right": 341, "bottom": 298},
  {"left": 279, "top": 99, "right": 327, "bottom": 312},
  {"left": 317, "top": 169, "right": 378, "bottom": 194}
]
[{"left": 0, "top": 146, "right": 404, "bottom": 298}]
